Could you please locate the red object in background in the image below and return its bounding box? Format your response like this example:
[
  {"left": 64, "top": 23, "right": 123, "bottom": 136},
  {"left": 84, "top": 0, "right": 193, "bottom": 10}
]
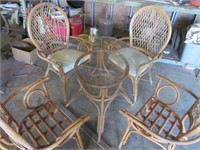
[
  {"left": 69, "top": 16, "right": 82, "bottom": 36},
  {"left": 26, "top": 8, "right": 32, "bottom": 17},
  {"left": 54, "top": 21, "right": 66, "bottom": 41},
  {"left": 43, "top": 17, "right": 67, "bottom": 41},
  {"left": 190, "top": 0, "right": 200, "bottom": 6}
]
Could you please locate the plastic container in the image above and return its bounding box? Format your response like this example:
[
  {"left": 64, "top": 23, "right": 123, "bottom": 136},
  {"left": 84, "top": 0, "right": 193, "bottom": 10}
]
[
  {"left": 181, "top": 43, "right": 200, "bottom": 67},
  {"left": 69, "top": 17, "right": 82, "bottom": 36},
  {"left": 98, "top": 14, "right": 113, "bottom": 36},
  {"left": 190, "top": 0, "right": 200, "bottom": 6}
]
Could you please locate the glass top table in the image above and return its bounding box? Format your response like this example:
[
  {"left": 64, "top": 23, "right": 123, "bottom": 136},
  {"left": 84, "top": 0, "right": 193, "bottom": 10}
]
[
  {"left": 74, "top": 50, "right": 133, "bottom": 142},
  {"left": 72, "top": 35, "right": 130, "bottom": 52},
  {"left": 91, "top": 36, "right": 129, "bottom": 51}
]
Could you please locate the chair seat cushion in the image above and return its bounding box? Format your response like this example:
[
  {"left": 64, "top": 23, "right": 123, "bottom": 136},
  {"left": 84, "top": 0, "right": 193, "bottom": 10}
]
[
  {"left": 110, "top": 47, "right": 151, "bottom": 77},
  {"left": 48, "top": 48, "right": 86, "bottom": 73}
]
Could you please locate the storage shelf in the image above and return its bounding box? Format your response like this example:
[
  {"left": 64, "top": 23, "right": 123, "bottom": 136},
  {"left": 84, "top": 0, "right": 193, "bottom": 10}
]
[{"left": 87, "top": 0, "right": 200, "bottom": 15}]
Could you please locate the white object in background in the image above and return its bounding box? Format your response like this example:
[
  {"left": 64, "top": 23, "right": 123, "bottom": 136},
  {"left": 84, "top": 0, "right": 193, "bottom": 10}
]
[
  {"left": 90, "top": 27, "right": 98, "bottom": 37},
  {"left": 89, "top": 27, "right": 98, "bottom": 42},
  {"left": 0, "top": 2, "right": 20, "bottom": 25},
  {"left": 181, "top": 23, "right": 200, "bottom": 67},
  {"left": 37, "top": 17, "right": 45, "bottom": 34},
  {"left": 68, "top": 7, "right": 83, "bottom": 17},
  {"left": 185, "top": 23, "right": 200, "bottom": 46},
  {"left": 181, "top": 43, "right": 200, "bottom": 68},
  {"left": 11, "top": 9, "right": 19, "bottom": 25},
  {"left": 19, "top": 0, "right": 26, "bottom": 17},
  {"left": 93, "top": 27, "right": 99, "bottom": 37}
]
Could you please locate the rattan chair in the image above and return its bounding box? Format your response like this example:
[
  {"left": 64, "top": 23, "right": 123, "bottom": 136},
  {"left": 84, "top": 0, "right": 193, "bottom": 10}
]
[
  {"left": 27, "top": 2, "right": 90, "bottom": 105},
  {"left": 119, "top": 74, "right": 200, "bottom": 150},
  {"left": 111, "top": 6, "right": 172, "bottom": 102},
  {"left": 0, "top": 76, "right": 90, "bottom": 150}
]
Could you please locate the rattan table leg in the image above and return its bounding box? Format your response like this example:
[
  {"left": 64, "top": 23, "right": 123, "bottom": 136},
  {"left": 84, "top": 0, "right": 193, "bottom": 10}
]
[
  {"left": 97, "top": 110, "right": 105, "bottom": 142},
  {"left": 89, "top": 90, "right": 115, "bottom": 142},
  {"left": 97, "top": 90, "right": 106, "bottom": 142}
]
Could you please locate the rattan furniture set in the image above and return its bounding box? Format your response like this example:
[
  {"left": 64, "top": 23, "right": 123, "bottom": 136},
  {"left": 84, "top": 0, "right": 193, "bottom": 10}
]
[{"left": 1, "top": 2, "right": 200, "bottom": 150}]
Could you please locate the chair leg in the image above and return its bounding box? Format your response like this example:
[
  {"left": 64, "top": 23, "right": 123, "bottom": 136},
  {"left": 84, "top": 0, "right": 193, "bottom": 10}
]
[
  {"left": 120, "top": 86, "right": 134, "bottom": 105},
  {"left": 74, "top": 131, "right": 84, "bottom": 150},
  {"left": 119, "top": 123, "right": 131, "bottom": 149},
  {"left": 45, "top": 64, "right": 50, "bottom": 76},
  {"left": 168, "top": 144, "right": 176, "bottom": 150},
  {"left": 61, "top": 76, "right": 67, "bottom": 103},
  {"left": 133, "top": 78, "right": 138, "bottom": 103},
  {"left": 129, "top": 76, "right": 138, "bottom": 103},
  {"left": 148, "top": 69, "right": 153, "bottom": 84}
]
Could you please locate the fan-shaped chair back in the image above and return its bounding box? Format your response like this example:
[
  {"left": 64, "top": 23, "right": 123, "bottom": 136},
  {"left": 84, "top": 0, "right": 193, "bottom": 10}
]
[
  {"left": 130, "top": 6, "right": 172, "bottom": 59},
  {"left": 27, "top": 2, "right": 70, "bottom": 58}
]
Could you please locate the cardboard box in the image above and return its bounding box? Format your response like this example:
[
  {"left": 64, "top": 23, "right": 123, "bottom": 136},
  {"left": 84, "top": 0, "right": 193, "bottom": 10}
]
[{"left": 11, "top": 38, "right": 39, "bottom": 64}]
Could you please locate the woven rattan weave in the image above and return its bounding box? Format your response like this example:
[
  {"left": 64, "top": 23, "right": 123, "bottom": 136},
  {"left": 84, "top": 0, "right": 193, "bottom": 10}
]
[
  {"left": 74, "top": 50, "right": 132, "bottom": 142},
  {"left": 113, "top": 6, "right": 172, "bottom": 103},
  {"left": 27, "top": 2, "right": 91, "bottom": 105}
]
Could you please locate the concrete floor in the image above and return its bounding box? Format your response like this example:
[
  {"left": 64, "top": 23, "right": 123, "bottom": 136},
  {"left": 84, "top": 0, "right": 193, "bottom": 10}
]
[{"left": 1, "top": 31, "right": 200, "bottom": 150}]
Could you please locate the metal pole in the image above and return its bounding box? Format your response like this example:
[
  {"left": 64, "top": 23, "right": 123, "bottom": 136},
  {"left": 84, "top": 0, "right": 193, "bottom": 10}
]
[
  {"left": 170, "top": 12, "right": 178, "bottom": 27},
  {"left": 110, "top": 4, "right": 114, "bottom": 18},
  {"left": 193, "top": 14, "right": 199, "bottom": 23},
  {"left": 129, "top": 6, "right": 134, "bottom": 18},
  {"left": 91, "top": 1, "right": 95, "bottom": 26}
]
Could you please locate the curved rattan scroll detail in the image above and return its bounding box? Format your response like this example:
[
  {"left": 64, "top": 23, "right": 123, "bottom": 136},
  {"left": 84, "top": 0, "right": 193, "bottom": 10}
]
[
  {"left": 69, "top": 36, "right": 94, "bottom": 52},
  {"left": 23, "top": 89, "right": 48, "bottom": 109},
  {"left": 155, "top": 84, "right": 180, "bottom": 106},
  {"left": 74, "top": 50, "right": 132, "bottom": 142}
]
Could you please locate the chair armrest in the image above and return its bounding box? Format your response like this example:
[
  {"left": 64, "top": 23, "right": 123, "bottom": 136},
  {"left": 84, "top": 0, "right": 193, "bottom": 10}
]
[
  {"left": 122, "top": 108, "right": 200, "bottom": 145},
  {"left": 137, "top": 49, "right": 162, "bottom": 70},
  {"left": 154, "top": 74, "right": 199, "bottom": 106},
  {"left": 48, "top": 114, "right": 90, "bottom": 149},
  {"left": 60, "top": 114, "right": 90, "bottom": 136},
  {"left": 136, "top": 58, "right": 155, "bottom": 75},
  {"left": 0, "top": 118, "right": 34, "bottom": 150},
  {"left": 2, "top": 77, "right": 49, "bottom": 105},
  {"left": 120, "top": 109, "right": 177, "bottom": 144},
  {"left": 120, "top": 109, "right": 148, "bottom": 129}
]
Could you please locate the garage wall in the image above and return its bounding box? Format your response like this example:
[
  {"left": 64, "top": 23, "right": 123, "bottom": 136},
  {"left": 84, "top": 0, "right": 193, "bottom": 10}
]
[{"left": 84, "top": 1, "right": 199, "bottom": 30}]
